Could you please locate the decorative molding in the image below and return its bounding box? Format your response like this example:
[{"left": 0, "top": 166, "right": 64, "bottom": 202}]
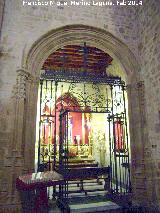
[
  {"left": 136, "top": 81, "right": 146, "bottom": 125},
  {"left": 12, "top": 68, "right": 33, "bottom": 100},
  {"left": 4, "top": 150, "right": 24, "bottom": 167},
  {"left": 23, "top": 25, "right": 140, "bottom": 83},
  {"left": 136, "top": 80, "right": 144, "bottom": 88}
]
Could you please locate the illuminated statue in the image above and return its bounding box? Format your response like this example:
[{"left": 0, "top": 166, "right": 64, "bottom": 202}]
[{"left": 94, "top": 131, "right": 106, "bottom": 167}]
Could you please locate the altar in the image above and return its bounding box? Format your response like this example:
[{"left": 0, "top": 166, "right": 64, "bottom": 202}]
[{"left": 38, "top": 110, "right": 111, "bottom": 172}]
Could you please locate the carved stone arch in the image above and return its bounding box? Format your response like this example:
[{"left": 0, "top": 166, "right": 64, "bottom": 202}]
[
  {"left": 15, "top": 25, "right": 148, "bottom": 204},
  {"left": 23, "top": 25, "right": 140, "bottom": 83}
]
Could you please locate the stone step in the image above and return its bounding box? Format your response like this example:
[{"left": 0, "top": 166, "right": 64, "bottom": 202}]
[
  {"left": 68, "top": 184, "right": 104, "bottom": 191},
  {"left": 69, "top": 200, "right": 121, "bottom": 213},
  {"left": 68, "top": 191, "right": 107, "bottom": 198}
]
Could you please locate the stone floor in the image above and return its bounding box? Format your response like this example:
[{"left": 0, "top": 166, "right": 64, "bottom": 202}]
[
  {"left": 48, "top": 179, "right": 122, "bottom": 213},
  {"left": 69, "top": 200, "right": 120, "bottom": 213},
  {"left": 49, "top": 200, "right": 121, "bottom": 213},
  {"left": 49, "top": 206, "right": 62, "bottom": 213}
]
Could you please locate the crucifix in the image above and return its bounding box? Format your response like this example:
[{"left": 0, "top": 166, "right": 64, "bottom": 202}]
[
  {"left": 60, "top": 50, "right": 68, "bottom": 72},
  {"left": 82, "top": 42, "right": 88, "bottom": 75}
]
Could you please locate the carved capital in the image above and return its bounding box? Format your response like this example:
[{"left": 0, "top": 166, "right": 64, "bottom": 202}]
[
  {"left": 12, "top": 69, "right": 32, "bottom": 99},
  {"left": 136, "top": 80, "right": 145, "bottom": 106},
  {"left": 136, "top": 80, "right": 144, "bottom": 89},
  {"left": 126, "top": 81, "right": 144, "bottom": 91}
]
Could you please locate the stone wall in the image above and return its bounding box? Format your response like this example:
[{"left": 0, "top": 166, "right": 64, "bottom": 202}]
[
  {"left": 0, "top": 0, "right": 5, "bottom": 37},
  {"left": 0, "top": 0, "right": 138, "bottom": 100},
  {"left": 137, "top": 0, "right": 160, "bottom": 206},
  {"left": 0, "top": 0, "right": 159, "bottom": 210}
]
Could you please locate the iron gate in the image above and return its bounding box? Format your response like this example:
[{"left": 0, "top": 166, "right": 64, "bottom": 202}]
[
  {"left": 108, "top": 85, "right": 131, "bottom": 195},
  {"left": 36, "top": 70, "right": 131, "bottom": 196},
  {"left": 58, "top": 110, "right": 69, "bottom": 201}
]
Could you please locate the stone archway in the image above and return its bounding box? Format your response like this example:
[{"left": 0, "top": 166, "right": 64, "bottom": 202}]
[
  {"left": 13, "top": 25, "right": 148, "bottom": 205},
  {"left": 24, "top": 25, "right": 139, "bottom": 82}
]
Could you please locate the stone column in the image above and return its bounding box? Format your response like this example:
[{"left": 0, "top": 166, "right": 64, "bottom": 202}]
[
  {"left": 127, "top": 80, "right": 160, "bottom": 210},
  {"left": 138, "top": 82, "right": 160, "bottom": 208},
  {"left": 126, "top": 81, "right": 148, "bottom": 204}
]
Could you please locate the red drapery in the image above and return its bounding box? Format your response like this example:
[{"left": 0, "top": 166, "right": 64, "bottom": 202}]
[
  {"left": 114, "top": 120, "right": 124, "bottom": 152},
  {"left": 41, "top": 93, "right": 92, "bottom": 145}
]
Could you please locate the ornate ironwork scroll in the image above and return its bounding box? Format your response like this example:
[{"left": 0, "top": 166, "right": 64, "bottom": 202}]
[
  {"left": 36, "top": 75, "right": 131, "bottom": 195},
  {"left": 41, "top": 69, "right": 123, "bottom": 85}
]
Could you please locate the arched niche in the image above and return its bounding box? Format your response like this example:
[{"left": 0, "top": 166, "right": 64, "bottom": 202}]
[
  {"left": 24, "top": 25, "right": 140, "bottom": 82},
  {"left": 15, "top": 25, "right": 147, "bottom": 204}
]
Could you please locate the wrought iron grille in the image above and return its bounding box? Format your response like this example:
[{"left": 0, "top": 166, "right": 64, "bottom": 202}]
[
  {"left": 36, "top": 72, "right": 131, "bottom": 196},
  {"left": 41, "top": 69, "right": 124, "bottom": 85}
]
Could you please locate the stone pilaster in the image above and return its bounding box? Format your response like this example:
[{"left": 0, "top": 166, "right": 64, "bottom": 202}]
[
  {"left": 0, "top": 69, "right": 33, "bottom": 209},
  {"left": 126, "top": 81, "right": 148, "bottom": 204},
  {"left": 11, "top": 69, "right": 32, "bottom": 151}
]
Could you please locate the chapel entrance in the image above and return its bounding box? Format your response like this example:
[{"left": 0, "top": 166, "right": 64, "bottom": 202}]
[{"left": 35, "top": 43, "right": 131, "bottom": 210}]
